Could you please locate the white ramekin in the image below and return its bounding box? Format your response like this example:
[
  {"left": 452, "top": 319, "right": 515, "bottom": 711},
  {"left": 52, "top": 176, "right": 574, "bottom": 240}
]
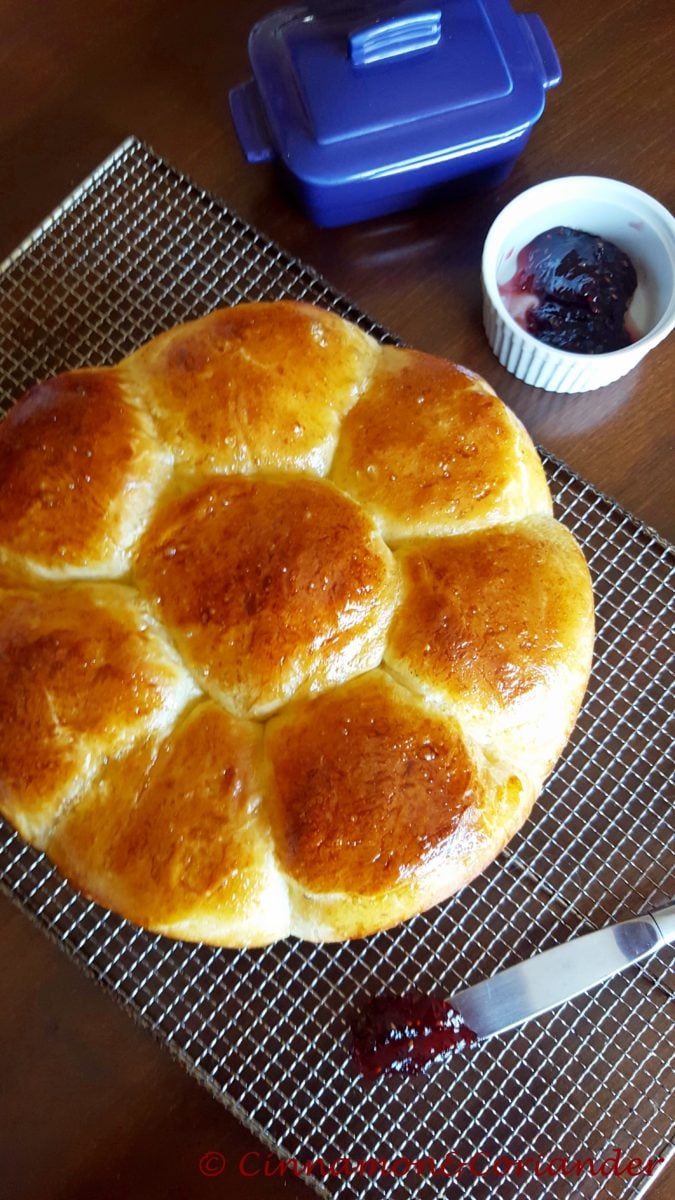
[{"left": 481, "top": 177, "right": 675, "bottom": 393}]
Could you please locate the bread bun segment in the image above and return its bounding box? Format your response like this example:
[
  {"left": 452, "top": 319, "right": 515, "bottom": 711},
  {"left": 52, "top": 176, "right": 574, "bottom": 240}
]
[
  {"left": 48, "top": 701, "right": 290, "bottom": 947},
  {"left": 266, "top": 670, "right": 532, "bottom": 942},
  {"left": 330, "top": 346, "right": 552, "bottom": 541},
  {"left": 135, "top": 474, "right": 399, "bottom": 718},
  {"left": 0, "top": 368, "right": 172, "bottom": 579},
  {"left": 0, "top": 301, "right": 594, "bottom": 944},
  {"left": 0, "top": 579, "right": 197, "bottom": 847},
  {"left": 124, "top": 300, "right": 380, "bottom": 476},
  {"left": 385, "top": 516, "right": 595, "bottom": 786}
]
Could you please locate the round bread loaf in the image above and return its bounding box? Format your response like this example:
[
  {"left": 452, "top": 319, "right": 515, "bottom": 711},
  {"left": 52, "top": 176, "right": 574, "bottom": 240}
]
[{"left": 0, "top": 300, "right": 594, "bottom": 944}]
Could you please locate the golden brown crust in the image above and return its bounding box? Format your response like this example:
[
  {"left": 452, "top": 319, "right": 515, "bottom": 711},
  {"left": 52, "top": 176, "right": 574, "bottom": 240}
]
[
  {"left": 135, "top": 474, "right": 399, "bottom": 717},
  {"left": 331, "top": 346, "right": 552, "bottom": 539},
  {"left": 266, "top": 671, "right": 531, "bottom": 940},
  {"left": 267, "top": 670, "right": 479, "bottom": 894},
  {"left": 48, "top": 701, "right": 290, "bottom": 945},
  {"left": 0, "top": 300, "right": 594, "bottom": 945},
  {"left": 385, "top": 516, "right": 595, "bottom": 783},
  {"left": 124, "top": 300, "right": 380, "bottom": 476},
  {"left": 0, "top": 579, "right": 196, "bottom": 847},
  {"left": 0, "top": 368, "right": 171, "bottom": 578}
]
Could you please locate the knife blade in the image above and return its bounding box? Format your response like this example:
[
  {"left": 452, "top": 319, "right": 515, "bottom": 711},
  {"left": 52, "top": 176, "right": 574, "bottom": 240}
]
[{"left": 452, "top": 904, "right": 675, "bottom": 1040}]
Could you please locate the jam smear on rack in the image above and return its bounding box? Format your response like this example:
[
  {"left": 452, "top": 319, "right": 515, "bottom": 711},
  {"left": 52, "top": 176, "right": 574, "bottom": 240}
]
[
  {"left": 350, "top": 993, "right": 476, "bottom": 1080},
  {"left": 499, "top": 226, "right": 638, "bottom": 354}
]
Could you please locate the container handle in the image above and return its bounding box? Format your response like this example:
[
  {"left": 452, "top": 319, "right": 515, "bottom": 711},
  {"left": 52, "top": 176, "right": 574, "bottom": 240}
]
[
  {"left": 520, "top": 13, "right": 562, "bottom": 89},
  {"left": 349, "top": 9, "right": 442, "bottom": 67},
  {"left": 229, "top": 81, "right": 275, "bottom": 163}
]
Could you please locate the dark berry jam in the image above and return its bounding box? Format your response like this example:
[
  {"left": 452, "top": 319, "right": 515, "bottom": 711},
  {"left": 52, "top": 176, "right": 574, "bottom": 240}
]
[
  {"left": 499, "top": 226, "right": 638, "bottom": 354},
  {"left": 350, "top": 993, "right": 476, "bottom": 1080}
]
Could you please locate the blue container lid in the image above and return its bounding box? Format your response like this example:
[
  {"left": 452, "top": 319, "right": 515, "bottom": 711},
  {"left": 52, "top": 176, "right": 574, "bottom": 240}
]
[{"left": 241, "top": 1, "right": 561, "bottom": 184}]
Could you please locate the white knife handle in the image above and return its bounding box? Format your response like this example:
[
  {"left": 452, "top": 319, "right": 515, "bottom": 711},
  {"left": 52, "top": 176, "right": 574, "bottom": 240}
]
[{"left": 651, "top": 904, "right": 675, "bottom": 946}]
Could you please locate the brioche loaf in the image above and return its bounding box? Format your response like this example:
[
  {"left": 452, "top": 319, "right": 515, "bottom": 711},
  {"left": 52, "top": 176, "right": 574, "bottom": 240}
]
[{"left": 0, "top": 301, "right": 594, "bottom": 944}]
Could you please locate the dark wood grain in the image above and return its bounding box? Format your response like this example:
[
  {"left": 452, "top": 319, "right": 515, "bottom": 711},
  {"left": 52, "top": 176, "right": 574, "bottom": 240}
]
[{"left": 0, "top": 1, "right": 673, "bottom": 1198}]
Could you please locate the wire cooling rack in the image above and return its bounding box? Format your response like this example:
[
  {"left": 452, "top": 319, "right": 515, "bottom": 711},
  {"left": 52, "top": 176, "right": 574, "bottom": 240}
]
[{"left": 0, "top": 138, "right": 673, "bottom": 1200}]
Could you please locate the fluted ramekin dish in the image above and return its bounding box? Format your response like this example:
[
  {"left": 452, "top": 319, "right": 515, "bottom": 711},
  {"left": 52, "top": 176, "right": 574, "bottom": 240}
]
[{"left": 481, "top": 176, "right": 675, "bottom": 393}]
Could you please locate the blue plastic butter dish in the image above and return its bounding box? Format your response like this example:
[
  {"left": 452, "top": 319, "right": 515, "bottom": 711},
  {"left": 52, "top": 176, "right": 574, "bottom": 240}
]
[{"left": 229, "top": 1, "right": 561, "bottom": 227}]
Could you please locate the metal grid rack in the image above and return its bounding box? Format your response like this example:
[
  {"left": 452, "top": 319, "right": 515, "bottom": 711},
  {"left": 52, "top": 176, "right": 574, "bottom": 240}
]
[{"left": 0, "top": 138, "right": 673, "bottom": 1200}]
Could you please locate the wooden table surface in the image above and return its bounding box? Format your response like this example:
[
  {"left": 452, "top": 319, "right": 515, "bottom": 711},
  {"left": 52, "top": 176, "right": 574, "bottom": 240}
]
[{"left": 0, "top": 1, "right": 673, "bottom": 1197}]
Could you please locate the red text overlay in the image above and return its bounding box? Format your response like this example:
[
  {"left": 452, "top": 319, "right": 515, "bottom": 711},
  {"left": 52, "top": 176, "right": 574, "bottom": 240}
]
[{"left": 198, "top": 1147, "right": 665, "bottom": 1181}]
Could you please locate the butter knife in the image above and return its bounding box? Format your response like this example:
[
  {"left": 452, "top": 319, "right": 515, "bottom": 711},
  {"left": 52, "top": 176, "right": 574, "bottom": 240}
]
[{"left": 350, "top": 906, "right": 674, "bottom": 1078}]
